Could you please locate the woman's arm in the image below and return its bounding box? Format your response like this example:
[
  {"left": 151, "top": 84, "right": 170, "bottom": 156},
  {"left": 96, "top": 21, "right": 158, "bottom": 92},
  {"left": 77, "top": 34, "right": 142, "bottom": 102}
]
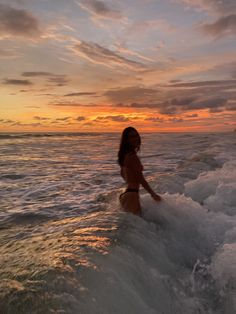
[{"left": 139, "top": 173, "right": 161, "bottom": 201}]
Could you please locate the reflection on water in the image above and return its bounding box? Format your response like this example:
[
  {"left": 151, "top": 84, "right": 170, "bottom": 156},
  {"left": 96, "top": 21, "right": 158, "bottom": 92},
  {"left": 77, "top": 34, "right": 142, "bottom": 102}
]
[{"left": 0, "top": 212, "right": 120, "bottom": 313}]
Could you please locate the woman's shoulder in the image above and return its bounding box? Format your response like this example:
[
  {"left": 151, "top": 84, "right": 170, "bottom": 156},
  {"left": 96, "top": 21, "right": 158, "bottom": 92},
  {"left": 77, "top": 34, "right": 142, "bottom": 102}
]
[{"left": 125, "top": 151, "right": 136, "bottom": 160}]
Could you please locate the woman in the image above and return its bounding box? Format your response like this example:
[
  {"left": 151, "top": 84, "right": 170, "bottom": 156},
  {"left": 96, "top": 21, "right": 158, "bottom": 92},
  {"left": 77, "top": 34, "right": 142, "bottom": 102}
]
[{"left": 118, "top": 127, "right": 161, "bottom": 216}]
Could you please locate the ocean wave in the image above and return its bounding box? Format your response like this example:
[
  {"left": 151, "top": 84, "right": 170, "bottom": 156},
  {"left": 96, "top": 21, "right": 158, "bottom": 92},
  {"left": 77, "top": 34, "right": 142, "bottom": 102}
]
[
  {"left": 185, "top": 159, "right": 236, "bottom": 215},
  {"left": 0, "top": 174, "right": 26, "bottom": 180},
  {"left": 0, "top": 190, "right": 235, "bottom": 313},
  {"left": 0, "top": 132, "right": 104, "bottom": 140},
  {"left": 0, "top": 211, "right": 52, "bottom": 230}
]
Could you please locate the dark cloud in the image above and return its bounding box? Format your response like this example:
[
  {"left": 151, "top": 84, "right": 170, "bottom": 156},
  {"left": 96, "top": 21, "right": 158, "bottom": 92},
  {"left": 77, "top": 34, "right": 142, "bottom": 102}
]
[
  {"left": 33, "top": 116, "right": 50, "bottom": 120},
  {"left": 166, "top": 81, "right": 236, "bottom": 108},
  {"left": 114, "top": 95, "right": 229, "bottom": 116},
  {"left": 0, "top": 4, "right": 42, "bottom": 39},
  {"left": 0, "top": 119, "right": 15, "bottom": 124},
  {"left": 108, "top": 115, "right": 130, "bottom": 122},
  {"left": 105, "top": 86, "right": 158, "bottom": 103},
  {"left": 83, "top": 121, "right": 94, "bottom": 126},
  {"left": 225, "top": 103, "right": 236, "bottom": 111},
  {"left": 50, "top": 102, "right": 83, "bottom": 107},
  {"left": 47, "top": 76, "right": 69, "bottom": 87},
  {"left": 64, "top": 92, "right": 97, "bottom": 97},
  {"left": 51, "top": 120, "right": 60, "bottom": 124},
  {"left": 72, "top": 41, "right": 146, "bottom": 70},
  {"left": 105, "top": 81, "right": 235, "bottom": 116},
  {"left": 145, "top": 117, "right": 164, "bottom": 123},
  {"left": 78, "top": 0, "right": 123, "bottom": 20},
  {"left": 206, "top": 62, "right": 236, "bottom": 79},
  {"left": 168, "top": 117, "right": 184, "bottom": 123},
  {"left": 130, "top": 102, "right": 160, "bottom": 109},
  {"left": 114, "top": 102, "right": 160, "bottom": 109},
  {"left": 179, "top": 1, "right": 236, "bottom": 38},
  {"left": 56, "top": 77, "right": 235, "bottom": 116},
  {"left": 159, "top": 97, "right": 195, "bottom": 115},
  {"left": 3, "top": 78, "right": 33, "bottom": 85},
  {"left": 94, "top": 115, "right": 130, "bottom": 123},
  {"left": 169, "top": 79, "right": 182, "bottom": 84},
  {"left": 55, "top": 117, "right": 71, "bottom": 121},
  {"left": 165, "top": 78, "right": 236, "bottom": 114},
  {"left": 75, "top": 116, "right": 86, "bottom": 121},
  {"left": 21, "top": 72, "right": 69, "bottom": 87},
  {"left": 22, "top": 72, "right": 54, "bottom": 77},
  {"left": 160, "top": 97, "right": 228, "bottom": 115},
  {"left": 191, "top": 98, "right": 228, "bottom": 111},
  {"left": 202, "top": 14, "right": 236, "bottom": 37},
  {"left": 49, "top": 101, "right": 97, "bottom": 107},
  {"left": 168, "top": 79, "right": 236, "bottom": 88},
  {"left": 232, "top": 69, "right": 236, "bottom": 79},
  {"left": 185, "top": 113, "right": 198, "bottom": 118},
  {"left": 10, "top": 121, "right": 41, "bottom": 127},
  {"left": 209, "top": 107, "right": 224, "bottom": 113}
]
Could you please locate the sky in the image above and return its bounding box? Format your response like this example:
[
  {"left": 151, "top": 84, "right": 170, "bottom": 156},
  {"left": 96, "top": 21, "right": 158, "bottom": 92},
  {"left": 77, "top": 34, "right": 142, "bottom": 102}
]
[{"left": 0, "top": 0, "right": 235, "bottom": 132}]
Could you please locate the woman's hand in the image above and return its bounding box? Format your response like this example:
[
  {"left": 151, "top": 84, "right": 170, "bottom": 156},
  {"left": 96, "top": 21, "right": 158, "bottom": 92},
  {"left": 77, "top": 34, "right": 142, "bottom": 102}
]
[{"left": 151, "top": 193, "right": 162, "bottom": 202}]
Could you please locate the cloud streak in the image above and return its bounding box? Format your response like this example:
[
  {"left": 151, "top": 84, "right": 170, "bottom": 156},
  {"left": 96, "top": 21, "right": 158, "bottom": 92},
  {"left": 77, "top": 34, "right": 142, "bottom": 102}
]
[
  {"left": 22, "top": 72, "right": 54, "bottom": 77},
  {"left": 3, "top": 78, "right": 33, "bottom": 85},
  {"left": 72, "top": 41, "right": 146, "bottom": 70},
  {"left": 159, "top": 97, "right": 228, "bottom": 114},
  {"left": 64, "top": 92, "right": 97, "bottom": 97},
  {"left": 93, "top": 115, "right": 131, "bottom": 123},
  {"left": 21, "top": 71, "right": 69, "bottom": 87},
  {"left": 168, "top": 79, "right": 236, "bottom": 88},
  {"left": 76, "top": 0, "right": 123, "bottom": 21},
  {"left": 104, "top": 86, "right": 159, "bottom": 103},
  {"left": 33, "top": 116, "right": 51, "bottom": 121},
  {"left": 49, "top": 100, "right": 98, "bottom": 107},
  {"left": 107, "top": 81, "right": 234, "bottom": 115},
  {"left": 46, "top": 76, "right": 69, "bottom": 87},
  {"left": 178, "top": 0, "right": 236, "bottom": 15}
]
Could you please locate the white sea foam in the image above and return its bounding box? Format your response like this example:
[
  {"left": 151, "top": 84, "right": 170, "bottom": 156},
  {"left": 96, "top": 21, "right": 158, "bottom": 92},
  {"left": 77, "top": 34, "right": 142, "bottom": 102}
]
[{"left": 185, "top": 160, "right": 236, "bottom": 215}]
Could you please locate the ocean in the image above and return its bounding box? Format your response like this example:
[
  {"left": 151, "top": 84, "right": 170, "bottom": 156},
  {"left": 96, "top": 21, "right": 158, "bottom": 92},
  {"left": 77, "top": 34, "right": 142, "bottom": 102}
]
[{"left": 0, "top": 132, "right": 235, "bottom": 314}]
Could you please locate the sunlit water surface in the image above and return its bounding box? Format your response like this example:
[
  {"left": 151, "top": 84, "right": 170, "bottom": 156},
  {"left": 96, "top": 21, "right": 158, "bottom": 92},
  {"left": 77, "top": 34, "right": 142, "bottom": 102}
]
[{"left": 0, "top": 132, "right": 235, "bottom": 313}]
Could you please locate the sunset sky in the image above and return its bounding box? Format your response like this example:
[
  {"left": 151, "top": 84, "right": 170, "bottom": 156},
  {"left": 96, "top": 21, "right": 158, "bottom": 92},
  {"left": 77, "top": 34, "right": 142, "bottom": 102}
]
[{"left": 0, "top": 0, "right": 235, "bottom": 132}]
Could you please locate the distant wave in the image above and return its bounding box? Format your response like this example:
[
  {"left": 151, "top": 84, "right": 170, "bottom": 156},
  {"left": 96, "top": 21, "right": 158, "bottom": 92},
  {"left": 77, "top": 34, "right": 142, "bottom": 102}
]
[
  {"left": 0, "top": 212, "right": 52, "bottom": 229},
  {"left": 0, "top": 132, "right": 104, "bottom": 140},
  {"left": 1, "top": 174, "right": 26, "bottom": 180}
]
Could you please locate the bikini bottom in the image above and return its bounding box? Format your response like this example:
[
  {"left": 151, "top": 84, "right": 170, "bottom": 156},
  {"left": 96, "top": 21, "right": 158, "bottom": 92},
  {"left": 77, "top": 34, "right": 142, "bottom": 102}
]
[
  {"left": 119, "top": 188, "right": 141, "bottom": 215},
  {"left": 119, "top": 188, "right": 139, "bottom": 200}
]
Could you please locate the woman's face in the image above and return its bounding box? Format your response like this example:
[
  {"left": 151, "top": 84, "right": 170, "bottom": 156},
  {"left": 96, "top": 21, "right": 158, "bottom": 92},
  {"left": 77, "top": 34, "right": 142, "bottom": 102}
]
[{"left": 128, "top": 130, "right": 140, "bottom": 149}]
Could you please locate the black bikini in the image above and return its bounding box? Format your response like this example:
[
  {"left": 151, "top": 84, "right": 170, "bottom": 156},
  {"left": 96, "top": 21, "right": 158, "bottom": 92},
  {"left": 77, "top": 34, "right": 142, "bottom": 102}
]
[
  {"left": 125, "top": 188, "right": 139, "bottom": 193},
  {"left": 119, "top": 188, "right": 139, "bottom": 200}
]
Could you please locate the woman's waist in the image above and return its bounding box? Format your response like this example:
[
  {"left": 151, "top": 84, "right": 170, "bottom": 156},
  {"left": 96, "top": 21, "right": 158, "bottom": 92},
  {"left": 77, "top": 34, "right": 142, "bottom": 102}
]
[
  {"left": 119, "top": 187, "right": 139, "bottom": 200},
  {"left": 125, "top": 183, "right": 140, "bottom": 191}
]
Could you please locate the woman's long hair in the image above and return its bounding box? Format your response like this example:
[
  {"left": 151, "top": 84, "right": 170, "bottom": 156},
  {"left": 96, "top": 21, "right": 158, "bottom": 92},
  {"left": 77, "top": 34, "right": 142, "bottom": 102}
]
[{"left": 118, "top": 127, "right": 141, "bottom": 166}]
